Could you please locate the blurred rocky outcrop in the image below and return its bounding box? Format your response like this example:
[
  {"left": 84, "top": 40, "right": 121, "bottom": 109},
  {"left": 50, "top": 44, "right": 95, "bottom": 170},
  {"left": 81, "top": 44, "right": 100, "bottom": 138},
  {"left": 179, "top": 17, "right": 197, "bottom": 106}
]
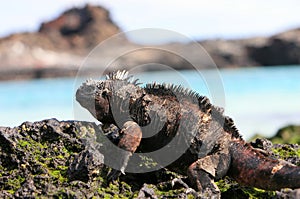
[
  {"left": 38, "top": 4, "right": 121, "bottom": 50},
  {"left": 248, "top": 28, "right": 300, "bottom": 66},
  {"left": 199, "top": 37, "right": 268, "bottom": 68},
  {"left": 0, "top": 4, "right": 300, "bottom": 80},
  {"left": 0, "top": 4, "right": 121, "bottom": 80}
]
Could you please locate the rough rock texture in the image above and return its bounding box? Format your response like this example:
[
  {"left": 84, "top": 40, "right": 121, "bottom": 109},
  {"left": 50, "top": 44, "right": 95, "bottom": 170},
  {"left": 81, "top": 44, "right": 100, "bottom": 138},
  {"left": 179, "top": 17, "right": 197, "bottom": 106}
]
[
  {"left": 0, "top": 119, "right": 299, "bottom": 198},
  {"left": 0, "top": 119, "right": 107, "bottom": 198}
]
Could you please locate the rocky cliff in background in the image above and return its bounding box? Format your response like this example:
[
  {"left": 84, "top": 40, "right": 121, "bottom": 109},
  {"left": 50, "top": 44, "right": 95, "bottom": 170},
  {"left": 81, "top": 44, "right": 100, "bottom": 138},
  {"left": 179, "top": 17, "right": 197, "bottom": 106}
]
[
  {"left": 199, "top": 28, "right": 300, "bottom": 68},
  {"left": 0, "top": 4, "right": 122, "bottom": 80},
  {"left": 248, "top": 28, "right": 300, "bottom": 66},
  {"left": 38, "top": 4, "right": 121, "bottom": 51},
  {"left": 0, "top": 4, "right": 300, "bottom": 80}
]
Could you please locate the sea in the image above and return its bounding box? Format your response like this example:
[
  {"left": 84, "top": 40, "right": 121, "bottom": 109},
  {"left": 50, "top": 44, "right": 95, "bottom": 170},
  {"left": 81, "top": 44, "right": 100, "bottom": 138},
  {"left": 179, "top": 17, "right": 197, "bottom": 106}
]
[{"left": 0, "top": 66, "right": 299, "bottom": 140}]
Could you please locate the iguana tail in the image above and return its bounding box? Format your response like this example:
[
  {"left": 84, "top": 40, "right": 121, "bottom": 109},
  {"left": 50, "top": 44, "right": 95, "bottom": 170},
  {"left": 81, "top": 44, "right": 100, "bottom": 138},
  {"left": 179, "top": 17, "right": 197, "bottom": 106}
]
[{"left": 228, "top": 140, "right": 300, "bottom": 190}]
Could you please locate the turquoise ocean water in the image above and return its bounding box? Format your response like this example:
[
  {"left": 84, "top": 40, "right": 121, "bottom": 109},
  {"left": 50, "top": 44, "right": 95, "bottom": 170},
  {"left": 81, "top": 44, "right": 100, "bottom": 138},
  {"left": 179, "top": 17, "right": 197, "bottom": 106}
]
[{"left": 0, "top": 66, "right": 299, "bottom": 140}]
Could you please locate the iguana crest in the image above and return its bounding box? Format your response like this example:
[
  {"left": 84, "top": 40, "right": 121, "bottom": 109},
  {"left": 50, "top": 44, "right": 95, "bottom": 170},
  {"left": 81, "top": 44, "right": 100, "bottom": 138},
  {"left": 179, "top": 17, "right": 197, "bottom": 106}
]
[{"left": 76, "top": 70, "right": 300, "bottom": 197}]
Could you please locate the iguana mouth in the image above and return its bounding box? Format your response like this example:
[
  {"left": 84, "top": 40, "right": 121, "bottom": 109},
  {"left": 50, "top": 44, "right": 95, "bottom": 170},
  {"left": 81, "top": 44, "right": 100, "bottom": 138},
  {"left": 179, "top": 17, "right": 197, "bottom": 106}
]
[{"left": 76, "top": 85, "right": 95, "bottom": 107}]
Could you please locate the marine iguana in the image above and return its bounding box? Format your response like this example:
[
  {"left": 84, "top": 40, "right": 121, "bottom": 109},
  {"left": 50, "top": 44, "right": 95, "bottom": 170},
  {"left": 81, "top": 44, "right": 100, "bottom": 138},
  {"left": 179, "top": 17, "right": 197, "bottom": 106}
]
[{"left": 76, "top": 70, "right": 300, "bottom": 194}]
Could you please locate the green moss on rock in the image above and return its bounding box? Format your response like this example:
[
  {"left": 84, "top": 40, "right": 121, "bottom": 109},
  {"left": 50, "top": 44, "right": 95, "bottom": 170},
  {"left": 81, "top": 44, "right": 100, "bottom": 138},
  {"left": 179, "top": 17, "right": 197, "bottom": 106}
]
[{"left": 1, "top": 119, "right": 299, "bottom": 198}]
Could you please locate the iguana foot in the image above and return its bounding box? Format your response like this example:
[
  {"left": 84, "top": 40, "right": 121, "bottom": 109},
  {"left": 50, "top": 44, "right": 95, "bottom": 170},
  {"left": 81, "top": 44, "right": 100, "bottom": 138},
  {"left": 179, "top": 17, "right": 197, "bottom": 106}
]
[
  {"left": 107, "top": 121, "right": 142, "bottom": 181},
  {"left": 187, "top": 153, "right": 230, "bottom": 192}
]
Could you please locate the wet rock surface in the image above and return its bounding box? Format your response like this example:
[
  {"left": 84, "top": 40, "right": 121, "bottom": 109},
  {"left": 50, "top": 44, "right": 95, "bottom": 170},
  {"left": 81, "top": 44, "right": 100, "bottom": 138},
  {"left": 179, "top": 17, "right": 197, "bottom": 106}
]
[{"left": 0, "top": 119, "right": 299, "bottom": 198}]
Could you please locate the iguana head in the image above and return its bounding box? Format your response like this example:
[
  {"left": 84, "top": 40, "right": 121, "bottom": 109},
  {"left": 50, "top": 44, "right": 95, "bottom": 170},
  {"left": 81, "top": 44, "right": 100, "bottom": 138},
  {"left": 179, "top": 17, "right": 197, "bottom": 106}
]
[
  {"left": 76, "top": 70, "right": 142, "bottom": 123},
  {"left": 76, "top": 78, "right": 112, "bottom": 122}
]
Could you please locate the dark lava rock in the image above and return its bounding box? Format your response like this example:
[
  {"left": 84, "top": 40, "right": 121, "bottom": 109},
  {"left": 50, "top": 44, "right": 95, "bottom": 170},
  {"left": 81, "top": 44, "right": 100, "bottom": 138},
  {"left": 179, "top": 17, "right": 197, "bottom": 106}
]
[
  {"left": 0, "top": 119, "right": 299, "bottom": 198},
  {"left": 0, "top": 119, "right": 110, "bottom": 198},
  {"left": 251, "top": 138, "right": 300, "bottom": 166},
  {"left": 137, "top": 184, "right": 158, "bottom": 199}
]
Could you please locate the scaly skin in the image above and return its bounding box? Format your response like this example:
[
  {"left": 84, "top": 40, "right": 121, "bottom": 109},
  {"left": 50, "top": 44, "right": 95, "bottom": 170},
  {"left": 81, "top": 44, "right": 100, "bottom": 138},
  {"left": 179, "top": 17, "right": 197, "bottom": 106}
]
[{"left": 76, "top": 70, "right": 300, "bottom": 194}]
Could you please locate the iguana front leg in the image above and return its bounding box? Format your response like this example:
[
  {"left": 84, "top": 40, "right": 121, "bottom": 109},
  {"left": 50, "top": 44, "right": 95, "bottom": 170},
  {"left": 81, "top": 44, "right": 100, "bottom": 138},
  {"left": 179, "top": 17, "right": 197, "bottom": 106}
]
[
  {"left": 187, "top": 153, "right": 231, "bottom": 195},
  {"left": 108, "top": 121, "right": 142, "bottom": 181}
]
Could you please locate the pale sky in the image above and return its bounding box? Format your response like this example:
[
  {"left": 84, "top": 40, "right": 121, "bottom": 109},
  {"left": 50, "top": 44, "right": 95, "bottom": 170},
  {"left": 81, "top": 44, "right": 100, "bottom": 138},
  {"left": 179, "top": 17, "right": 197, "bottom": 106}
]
[{"left": 1, "top": 0, "right": 300, "bottom": 40}]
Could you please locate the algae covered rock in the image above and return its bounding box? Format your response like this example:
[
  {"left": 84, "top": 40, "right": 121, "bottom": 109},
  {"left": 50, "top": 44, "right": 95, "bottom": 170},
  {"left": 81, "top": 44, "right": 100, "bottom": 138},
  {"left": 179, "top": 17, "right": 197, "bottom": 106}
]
[
  {"left": 0, "top": 119, "right": 108, "bottom": 198},
  {"left": 1, "top": 119, "right": 300, "bottom": 198},
  {"left": 0, "top": 119, "right": 193, "bottom": 198}
]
